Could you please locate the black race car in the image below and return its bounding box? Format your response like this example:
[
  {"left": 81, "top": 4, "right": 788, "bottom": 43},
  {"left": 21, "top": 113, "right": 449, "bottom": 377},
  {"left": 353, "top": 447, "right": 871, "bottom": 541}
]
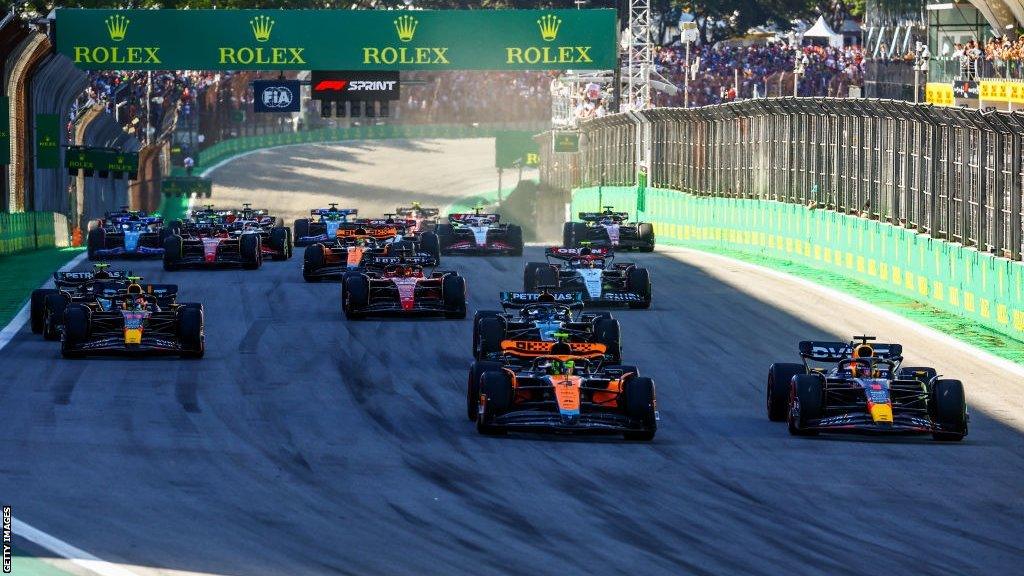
[
  {"left": 563, "top": 206, "right": 655, "bottom": 252},
  {"left": 435, "top": 210, "right": 523, "bottom": 256},
  {"left": 766, "top": 336, "right": 968, "bottom": 441},
  {"left": 523, "top": 247, "right": 651, "bottom": 308},
  {"left": 472, "top": 291, "right": 621, "bottom": 362},
  {"left": 467, "top": 338, "right": 657, "bottom": 440},
  {"left": 60, "top": 281, "right": 204, "bottom": 358},
  {"left": 31, "top": 265, "right": 131, "bottom": 337}
]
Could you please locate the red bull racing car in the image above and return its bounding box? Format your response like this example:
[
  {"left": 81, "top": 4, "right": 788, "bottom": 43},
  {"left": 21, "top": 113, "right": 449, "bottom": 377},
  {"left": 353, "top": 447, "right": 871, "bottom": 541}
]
[
  {"left": 60, "top": 278, "right": 204, "bottom": 358},
  {"left": 765, "top": 336, "right": 968, "bottom": 441},
  {"left": 563, "top": 206, "right": 655, "bottom": 252},
  {"left": 436, "top": 210, "right": 523, "bottom": 256},
  {"left": 467, "top": 337, "right": 657, "bottom": 440}
]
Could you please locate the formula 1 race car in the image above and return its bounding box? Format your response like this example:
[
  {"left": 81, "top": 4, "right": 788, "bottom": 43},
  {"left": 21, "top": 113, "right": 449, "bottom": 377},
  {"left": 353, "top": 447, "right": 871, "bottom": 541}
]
[
  {"left": 60, "top": 279, "right": 204, "bottom": 358},
  {"left": 302, "top": 231, "right": 439, "bottom": 282},
  {"left": 435, "top": 210, "right": 523, "bottom": 256},
  {"left": 88, "top": 214, "right": 167, "bottom": 260},
  {"left": 162, "top": 227, "right": 263, "bottom": 270},
  {"left": 395, "top": 203, "right": 440, "bottom": 234},
  {"left": 563, "top": 206, "right": 655, "bottom": 252},
  {"left": 32, "top": 267, "right": 178, "bottom": 341},
  {"left": 342, "top": 261, "right": 466, "bottom": 319},
  {"left": 523, "top": 247, "right": 651, "bottom": 308},
  {"left": 467, "top": 338, "right": 657, "bottom": 440},
  {"left": 765, "top": 336, "right": 968, "bottom": 441},
  {"left": 472, "top": 291, "right": 621, "bottom": 362},
  {"left": 293, "top": 205, "right": 360, "bottom": 246}
]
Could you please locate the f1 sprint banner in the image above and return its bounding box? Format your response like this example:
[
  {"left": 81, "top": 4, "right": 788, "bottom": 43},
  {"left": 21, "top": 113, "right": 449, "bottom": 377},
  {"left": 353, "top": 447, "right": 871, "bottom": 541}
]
[{"left": 311, "top": 71, "right": 400, "bottom": 102}]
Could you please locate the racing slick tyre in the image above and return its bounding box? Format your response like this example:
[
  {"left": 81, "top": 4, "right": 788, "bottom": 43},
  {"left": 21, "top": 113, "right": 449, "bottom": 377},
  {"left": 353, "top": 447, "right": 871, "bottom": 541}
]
[
  {"left": 303, "top": 244, "right": 326, "bottom": 282},
  {"left": 594, "top": 318, "right": 621, "bottom": 363},
  {"left": 535, "top": 266, "right": 559, "bottom": 290},
  {"left": 477, "top": 371, "right": 513, "bottom": 435},
  {"left": 467, "top": 360, "right": 503, "bottom": 421},
  {"left": 569, "top": 222, "right": 588, "bottom": 248},
  {"left": 523, "top": 262, "right": 546, "bottom": 291},
  {"left": 507, "top": 225, "right": 524, "bottom": 256},
  {"left": 293, "top": 219, "right": 310, "bottom": 245},
  {"left": 344, "top": 275, "right": 370, "bottom": 320},
  {"left": 627, "top": 267, "right": 652, "bottom": 309},
  {"left": 43, "top": 293, "right": 68, "bottom": 341},
  {"left": 87, "top": 228, "right": 105, "bottom": 261},
  {"left": 623, "top": 377, "right": 657, "bottom": 441},
  {"left": 472, "top": 311, "right": 503, "bottom": 358},
  {"left": 178, "top": 303, "right": 205, "bottom": 359},
  {"left": 442, "top": 274, "right": 467, "bottom": 319},
  {"left": 60, "top": 304, "right": 91, "bottom": 359},
  {"left": 30, "top": 289, "right": 58, "bottom": 334},
  {"left": 240, "top": 233, "right": 262, "bottom": 270},
  {"left": 270, "top": 227, "right": 291, "bottom": 261},
  {"left": 562, "top": 222, "right": 574, "bottom": 248},
  {"left": 435, "top": 224, "right": 454, "bottom": 252},
  {"left": 477, "top": 317, "right": 506, "bottom": 360},
  {"left": 420, "top": 231, "right": 441, "bottom": 262},
  {"left": 899, "top": 366, "right": 938, "bottom": 386},
  {"left": 637, "top": 223, "right": 656, "bottom": 252},
  {"left": 930, "top": 379, "right": 967, "bottom": 441},
  {"left": 788, "top": 374, "right": 823, "bottom": 436},
  {"left": 767, "top": 363, "right": 804, "bottom": 422},
  {"left": 163, "top": 235, "right": 183, "bottom": 271}
]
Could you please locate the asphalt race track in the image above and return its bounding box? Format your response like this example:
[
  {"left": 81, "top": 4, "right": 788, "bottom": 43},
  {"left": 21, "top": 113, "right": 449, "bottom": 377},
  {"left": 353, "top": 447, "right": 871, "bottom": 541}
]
[{"left": 2, "top": 139, "right": 1023, "bottom": 575}]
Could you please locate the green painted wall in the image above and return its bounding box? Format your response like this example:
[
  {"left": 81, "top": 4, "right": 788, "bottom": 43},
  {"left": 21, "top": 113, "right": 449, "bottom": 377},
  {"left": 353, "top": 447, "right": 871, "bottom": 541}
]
[
  {"left": 0, "top": 212, "right": 57, "bottom": 255},
  {"left": 573, "top": 186, "right": 1024, "bottom": 342}
]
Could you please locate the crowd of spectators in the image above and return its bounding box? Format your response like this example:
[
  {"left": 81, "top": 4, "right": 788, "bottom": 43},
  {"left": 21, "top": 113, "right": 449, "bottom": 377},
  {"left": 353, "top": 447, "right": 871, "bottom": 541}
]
[
  {"left": 653, "top": 41, "right": 865, "bottom": 107},
  {"left": 397, "top": 71, "right": 551, "bottom": 124},
  {"left": 78, "top": 71, "right": 225, "bottom": 141}
]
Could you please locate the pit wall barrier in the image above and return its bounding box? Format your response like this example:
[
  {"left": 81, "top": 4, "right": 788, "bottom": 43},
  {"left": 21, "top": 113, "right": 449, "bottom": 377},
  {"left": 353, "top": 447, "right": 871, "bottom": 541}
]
[
  {"left": 194, "top": 123, "right": 545, "bottom": 170},
  {"left": 572, "top": 186, "right": 1024, "bottom": 342},
  {"left": 0, "top": 211, "right": 68, "bottom": 255}
]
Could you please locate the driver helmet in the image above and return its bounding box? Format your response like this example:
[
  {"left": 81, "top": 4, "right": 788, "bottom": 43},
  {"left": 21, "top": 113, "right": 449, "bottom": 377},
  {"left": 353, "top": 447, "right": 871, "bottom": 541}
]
[
  {"left": 600, "top": 217, "right": 613, "bottom": 226},
  {"left": 93, "top": 264, "right": 112, "bottom": 280},
  {"left": 547, "top": 359, "right": 575, "bottom": 376},
  {"left": 851, "top": 344, "right": 874, "bottom": 377},
  {"left": 537, "top": 291, "right": 556, "bottom": 303}
]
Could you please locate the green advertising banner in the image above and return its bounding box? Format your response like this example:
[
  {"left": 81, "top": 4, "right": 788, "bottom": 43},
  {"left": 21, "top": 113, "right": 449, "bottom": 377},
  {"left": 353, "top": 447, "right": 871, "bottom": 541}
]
[
  {"left": 553, "top": 131, "right": 580, "bottom": 153},
  {"left": 66, "top": 145, "right": 139, "bottom": 177},
  {"left": 56, "top": 9, "right": 616, "bottom": 71},
  {"left": 495, "top": 131, "right": 540, "bottom": 169},
  {"left": 0, "top": 96, "right": 9, "bottom": 165},
  {"left": 35, "top": 114, "right": 60, "bottom": 169}
]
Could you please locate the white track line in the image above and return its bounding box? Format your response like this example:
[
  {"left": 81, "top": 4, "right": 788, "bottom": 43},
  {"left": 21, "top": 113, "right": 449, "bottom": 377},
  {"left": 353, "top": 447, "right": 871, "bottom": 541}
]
[
  {"left": 664, "top": 245, "right": 1024, "bottom": 379},
  {"left": 13, "top": 518, "right": 142, "bottom": 576}
]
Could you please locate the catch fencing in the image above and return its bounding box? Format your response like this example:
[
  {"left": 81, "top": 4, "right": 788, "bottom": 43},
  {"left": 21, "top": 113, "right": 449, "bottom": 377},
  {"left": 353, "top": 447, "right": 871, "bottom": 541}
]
[{"left": 561, "top": 98, "right": 1024, "bottom": 261}]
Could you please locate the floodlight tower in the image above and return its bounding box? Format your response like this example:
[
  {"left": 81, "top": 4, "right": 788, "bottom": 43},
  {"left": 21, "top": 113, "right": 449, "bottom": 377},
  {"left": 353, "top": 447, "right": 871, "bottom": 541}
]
[{"left": 625, "top": 0, "right": 652, "bottom": 110}]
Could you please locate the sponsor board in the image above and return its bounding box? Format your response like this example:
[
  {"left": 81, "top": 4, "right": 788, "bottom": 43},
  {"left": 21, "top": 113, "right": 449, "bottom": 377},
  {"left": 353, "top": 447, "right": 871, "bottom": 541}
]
[
  {"left": 253, "top": 80, "right": 301, "bottom": 112},
  {"left": 311, "top": 71, "right": 400, "bottom": 102}
]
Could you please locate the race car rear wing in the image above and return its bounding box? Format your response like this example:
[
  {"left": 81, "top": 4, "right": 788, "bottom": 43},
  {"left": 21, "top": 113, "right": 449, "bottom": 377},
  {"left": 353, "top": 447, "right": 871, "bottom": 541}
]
[
  {"left": 545, "top": 246, "right": 612, "bottom": 260},
  {"left": 337, "top": 225, "right": 399, "bottom": 238},
  {"left": 396, "top": 206, "right": 440, "bottom": 217},
  {"left": 449, "top": 213, "right": 499, "bottom": 223},
  {"left": 312, "top": 207, "right": 358, "bottom": 217},
  {"left": 364, "top": 255, "right": 439, "bottom": 268},
  {"left": 500, "top": 339, "right": 607, "bottom": 359},
  {"left": 578, "top": 211, "right": 629, "bottom": 222},
  {"left": 499, "top": 291, "right": 584, "bottom": 308},
  {"left": 798, "top": 340, "right": 904, "bottom": 362},
  {"left": 91, "top": 282, "right": 178, "bottom": 298},
  {"left": 55, "top": 269, "right": 131, "bottom": 282}
]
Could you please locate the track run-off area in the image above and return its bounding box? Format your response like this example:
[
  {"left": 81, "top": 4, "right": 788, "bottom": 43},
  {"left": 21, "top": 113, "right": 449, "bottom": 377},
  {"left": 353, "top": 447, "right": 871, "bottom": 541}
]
[{"left": 2, "top": 138, "right": 1023, "bottom": 575}]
